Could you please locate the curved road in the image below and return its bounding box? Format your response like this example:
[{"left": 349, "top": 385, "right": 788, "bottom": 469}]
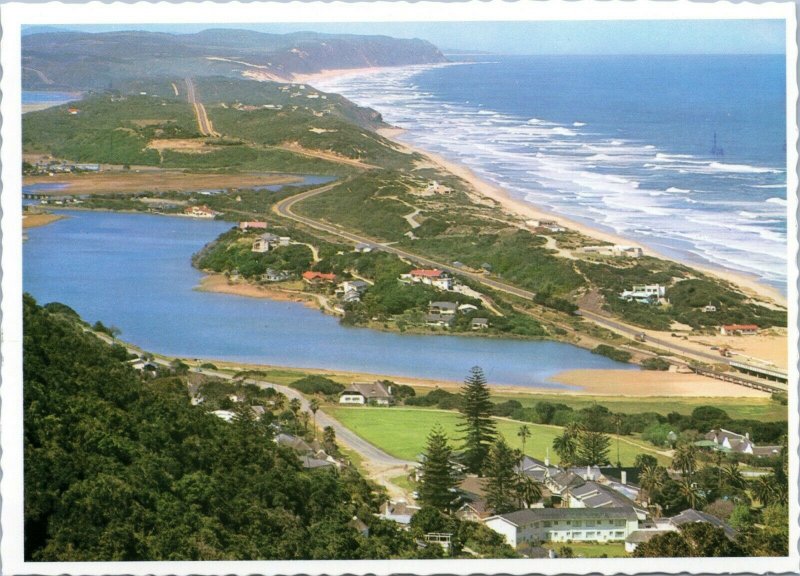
[{"left": 274, "top": 182, "right": 731, "bottom": 367}]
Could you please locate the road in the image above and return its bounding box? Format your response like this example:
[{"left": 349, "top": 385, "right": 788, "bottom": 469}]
[
  {"left": 274, "top": 183, "right": 540, "bottom": 303},
  {"left": 185, "top": 77, "right": 219, "bottom": 137},
  {"left": 273, "top": 182, "right": 740, "bottom": 368}
]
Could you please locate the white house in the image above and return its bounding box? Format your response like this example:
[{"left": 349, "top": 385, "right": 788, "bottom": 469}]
[
  {"left": 252, "top": 233, "right": 290, "bottom": 253},
  {"left": 339, "top": 381, "right": 394, "bottom": 405},
  {"left": 484, "top": 507, "right": 639, "bottom": 548},
  {"left": 619, "top": 284, "right": 666, "bottom": 304}
]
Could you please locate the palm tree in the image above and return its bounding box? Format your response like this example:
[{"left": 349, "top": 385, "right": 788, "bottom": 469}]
[
  {"left": 612, "top": 414, "right": 623, "bottom": 468},
  {"left": 671, "top": 443, "right": 697, "bottom": 477},
  {"left": 309, "top": 398, "right": 320, "bottom": 440},
  {"left": 677, "top": 476, "right": 705, "bottom": 509},
  {"left": 721, "top": 462, "right": 746, "bottom": 491},
  {"left": 753, "top": 474, "right": 777, "bottom": 507},
  {"left": 515, "top": 473, "right": 543, "bottom": 509},
  {"left": 517, "top": 425, "right": 531, "bottom": 459},
  {"left": 639, "top": 464, "right": 665, "bottom": 505},
  {"left": 552, "top": 422, "right": 582, "bottom": 466}
]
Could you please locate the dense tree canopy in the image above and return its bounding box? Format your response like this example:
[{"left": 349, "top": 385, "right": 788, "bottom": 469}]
[{"left": 22, "top": 295, "right": 420, "bottom": 560}]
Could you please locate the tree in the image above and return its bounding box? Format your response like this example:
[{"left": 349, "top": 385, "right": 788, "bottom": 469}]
[
  {"left": 484, "top": 437, "right": 519, "bottom": 514},
  {"left": 514, "top": 474, "right": 542, "bottom": 509},
  {"left": 457, "top": 366, "right": 496, "bottom": 474},
  {"left": 612, "top": 413, "right": 623, "bottom": 467},
  {"left": 720, "top": 462, "right": 745, "bottom": 492},
  {"left": 309, "top": 399, "right": 320, "bottom": 440},
  {"left": 639, "top": 464, "right": 666, "bottom": 505},
  {"left": 575, "top": 430, "right": 611, "bottom": 466},
  {"left": 552, "top": 422, "right": 582, "bottom": 466},
  {"left": 517, "top": 425, "right": 531, "bottom": 458},
  {"left": 634, "top": 523, "right": 741, "bottom": 557},
  {"left": 671, "top": 443, "right": 698, "bottom": 477},
  {"left": 634, "top": 454, "right": 658, "bottom": 471},
  {"left": 322, "top": 426, "right": 338, "bottom": 455},
  {"left": 676, "top": 477, "right": 705, "bottom": 510},
  {"left": 418, "top": 425, "right": 460, "bottom": 512}
]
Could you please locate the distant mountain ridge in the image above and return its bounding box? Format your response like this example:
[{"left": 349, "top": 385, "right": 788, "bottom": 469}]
[{"left": 22, "top": 28, "right": 448, "bottom": 91}]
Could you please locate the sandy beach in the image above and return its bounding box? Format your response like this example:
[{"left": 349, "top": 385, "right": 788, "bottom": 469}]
[
  {"left": 286, "top": 64, "right": 787, "bottom": 307},
  {"left": 548, "top": 369, "right": 770, "bottom": 398},
  {"left": 196, "top": 274, "right": 317, "bottom": 306},
  {"left": 23, "top": 212, "right": 64, "bottom": 228}
]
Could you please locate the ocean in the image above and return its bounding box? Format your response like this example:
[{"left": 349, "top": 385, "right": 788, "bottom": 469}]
[{"left": 314, "top": 55, "right": 788, "bottom": 292}]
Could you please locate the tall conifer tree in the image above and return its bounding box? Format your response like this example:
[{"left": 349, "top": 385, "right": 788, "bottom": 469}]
[
  {"left": 458, "top": 366, "right": 496, "bottom": 474},
  {"left": 419, "top": 425, "right": 460, "bottom": 512},
  {"left": 484, "top": 437, "right": 519, "bottom": 514}
]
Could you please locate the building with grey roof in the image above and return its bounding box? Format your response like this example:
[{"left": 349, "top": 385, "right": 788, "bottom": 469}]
[{"left": 484, "top": 507, "right": 639, "bottom": 548}]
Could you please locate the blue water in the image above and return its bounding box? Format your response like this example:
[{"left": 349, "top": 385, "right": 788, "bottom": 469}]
[
  {"left": 23, "top": 91, "right": 82, "bottom": 105},
  {"left": 22, "top": 210, "right": 635, "bottom": 387},
  {"left": 315, "top": 55, "right": 788, "bottom": 291}
]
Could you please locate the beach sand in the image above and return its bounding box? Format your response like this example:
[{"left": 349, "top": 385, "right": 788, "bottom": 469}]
[
  {"left": 196, "top": 274, "right": 317, "bottom": 307},
  {"left": 548, "top": 369, "right": 770, "bottom": 398},
  {"left": 23, "top": 212, "right": 64, "bottom": 228}
]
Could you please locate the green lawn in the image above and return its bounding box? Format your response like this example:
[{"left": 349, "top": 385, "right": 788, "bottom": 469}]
[
  {"left": 544, "top": 541, "right": 628, "bottom": 558},
  {"left": 326, "top": 406, "right": 669, "bottom": 466}
]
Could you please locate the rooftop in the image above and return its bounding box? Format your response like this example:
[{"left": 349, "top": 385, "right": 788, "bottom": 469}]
[{"left": 491, "top": 506, "right": 638, "bottom": 527}]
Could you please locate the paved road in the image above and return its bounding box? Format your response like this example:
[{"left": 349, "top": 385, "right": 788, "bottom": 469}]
[
  {"left": 185, "top": 77, "right": 218, "bottom": 137},
  {"left": 274, "top": 183, "right": 737, "bottom": 367},
  {"left": 191, "top": 366, "right": 413, "bottom": 467}
]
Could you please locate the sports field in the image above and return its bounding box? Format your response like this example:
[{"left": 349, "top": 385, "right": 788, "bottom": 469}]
[{"left": 326, "top": 406, "right": 670, "bottom": 466}]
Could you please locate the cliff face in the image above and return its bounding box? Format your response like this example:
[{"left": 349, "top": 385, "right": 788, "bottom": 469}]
[{"left": 22, "top": 29, "right": 448, "bottom": 91}]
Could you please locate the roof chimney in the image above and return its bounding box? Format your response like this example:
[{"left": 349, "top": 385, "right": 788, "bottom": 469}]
[
  {"left": 621, "top": 470, "right": 627, "bottom": 486},
  {"left": 545, "top": 447, "right": 550, "bottom": 467},
  {"left": 585, "top": 465, "right": 591, "bottom": 480}
]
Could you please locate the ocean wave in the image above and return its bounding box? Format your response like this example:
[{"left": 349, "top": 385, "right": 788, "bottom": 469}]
[
  {"left": 707, "top": 161, "right": 782, "bottom": 174},
  {"left": 318, "top": 65, "right": 787, "bottom": 287},
  {"left": 752, "top": 184, "right": 787, "bottom": 189}
]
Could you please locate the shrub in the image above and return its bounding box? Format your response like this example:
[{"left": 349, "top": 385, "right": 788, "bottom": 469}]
[
  {"left": 591, "top": 344, "right": 632, "bottom": 363},
  {"left": 641, "top": 357, "right": 671, "bottom": 371},
  {"left": 291, "top": 375, "right": 345, "bottom": 395}
]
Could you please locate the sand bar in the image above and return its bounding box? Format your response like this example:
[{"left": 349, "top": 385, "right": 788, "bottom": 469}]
[
  {"left": 23, "top": 212, "right": 64, "bottom": 228},
  {"left": 196, "top": 274, "right": 316, "bottom": 307},
  {"left": 549, "top": 369, "right": 770, "bottom": 398}
]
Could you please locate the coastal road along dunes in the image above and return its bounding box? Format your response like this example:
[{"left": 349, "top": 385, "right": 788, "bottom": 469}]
[{"left": 273, "top": 182, "right": 759, "bottom": 372}]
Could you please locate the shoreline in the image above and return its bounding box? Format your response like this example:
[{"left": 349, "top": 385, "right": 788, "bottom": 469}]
[
  {"left": 377, "top": 127, "right": 787, "bottom": 308},
  {"left": 174, "top": 354, "right": 771, "bottom": 399},
  {"left": 298, "top": 64, "right": 786, "bottom": 307}
]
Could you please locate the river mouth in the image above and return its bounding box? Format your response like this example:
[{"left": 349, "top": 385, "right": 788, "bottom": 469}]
[{"left": 22, "top": 207, "right": 637, "bottom": 388}]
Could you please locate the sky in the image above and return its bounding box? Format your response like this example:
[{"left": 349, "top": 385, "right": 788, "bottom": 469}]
[{"left": 35, "top": 19, "right": 786, "bottom": 55}]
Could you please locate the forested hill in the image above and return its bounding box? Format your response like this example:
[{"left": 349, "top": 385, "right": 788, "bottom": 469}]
[
  {"left": 22, "top": 295, "right": 417, "bottom": 560},
  {"left": 22, "top": 29, "right": 448, "bottom": 91}
]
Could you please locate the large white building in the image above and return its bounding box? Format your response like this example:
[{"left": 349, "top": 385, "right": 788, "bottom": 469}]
[{"left": 484, "top": 507, "right": 639, "bottom": 548}]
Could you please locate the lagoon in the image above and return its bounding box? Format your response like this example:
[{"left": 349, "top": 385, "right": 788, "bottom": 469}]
[{"left": 22, "top": 209, "right": 637, "bottom": 387}]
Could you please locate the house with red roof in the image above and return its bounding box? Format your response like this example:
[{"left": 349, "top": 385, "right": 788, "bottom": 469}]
[
  {"left": 302, "top": 271, "right": 337, "bottom": 284},
  {"left": 720, "top": 324, "right": 759, "bottom": 336}
]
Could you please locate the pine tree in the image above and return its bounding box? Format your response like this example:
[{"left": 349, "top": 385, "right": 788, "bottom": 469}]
[
  {"left": 458, "top": 366, "right": 496, "bottom": 474},
  {"left": 575, "top": 429, "right": 611, "bottom": 466},
  {"left": 419, "top": 425, "right": 460, "bottom": 512},
  {"left": 484, "top": 437, "right": 519, "bottom": 514}
]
